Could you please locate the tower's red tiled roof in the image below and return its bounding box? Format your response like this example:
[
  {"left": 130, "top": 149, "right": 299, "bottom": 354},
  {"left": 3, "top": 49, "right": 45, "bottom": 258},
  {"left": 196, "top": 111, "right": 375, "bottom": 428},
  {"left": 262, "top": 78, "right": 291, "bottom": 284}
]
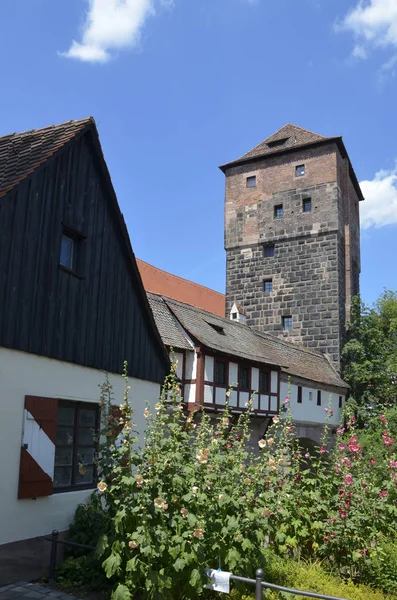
[
  {"left": 137, "top": 259, "right": 225, "bottom": 318},
  {"left": 0, "top": 117, "right": 93, "bottom": 199}
]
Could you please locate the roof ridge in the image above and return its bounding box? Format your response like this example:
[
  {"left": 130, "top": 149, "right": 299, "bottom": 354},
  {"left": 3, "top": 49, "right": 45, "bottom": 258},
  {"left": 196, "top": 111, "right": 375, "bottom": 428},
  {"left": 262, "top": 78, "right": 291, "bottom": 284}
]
[{"left": 0, "top": 117, "right": 94, "bottom": 141}]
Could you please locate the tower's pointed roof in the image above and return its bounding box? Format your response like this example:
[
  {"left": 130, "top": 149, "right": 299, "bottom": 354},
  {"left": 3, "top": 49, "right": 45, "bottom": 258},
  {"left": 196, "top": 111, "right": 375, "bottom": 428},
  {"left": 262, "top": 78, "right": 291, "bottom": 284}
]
[{"left": 219, "top": 123, "right": 342, "bottom": 172}]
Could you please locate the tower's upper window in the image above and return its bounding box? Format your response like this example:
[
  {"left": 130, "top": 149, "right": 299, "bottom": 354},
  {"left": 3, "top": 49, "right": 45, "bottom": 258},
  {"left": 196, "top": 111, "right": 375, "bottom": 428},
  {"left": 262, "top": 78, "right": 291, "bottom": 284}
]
[
  {"left": 263, "top": 244, "right": 275, "bottom": 257},
  {"left": 282, "top": 316, "right": 292, "bottom": 330},
  {"left": 246, "top": 176, "right": 256, "bottom": 188},
  {"left": 296, "top": 165, "right": 305, "bottom": 177},
  {"left": 274, "top": 204, "right": 283, "bottom": 219},
  {"left": 264, "top": 279, "right": 273, "bottom": 293},
  {"left": 303, "top": 198, "right": 312, "bottom": 212}
]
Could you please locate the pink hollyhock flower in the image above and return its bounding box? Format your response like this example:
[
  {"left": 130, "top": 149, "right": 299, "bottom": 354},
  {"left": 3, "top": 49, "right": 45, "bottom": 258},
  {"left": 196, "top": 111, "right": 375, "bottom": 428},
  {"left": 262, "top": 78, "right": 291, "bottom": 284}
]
[
  {"left": 384, "top": 437, "right": 395, "bottom": 446},
  {"left": 348, "top": 436, "right": 361, "bottom": 453},
  {"left": 379, "top": 490, "right": 388, "bottom": 498},
  {"left": 324, "top": 408, "right": 329, "bottom": 413},
  {"left": 330, "top": 409, "right": 334, "bottom": 416},
  {"left": 389, "top": 460, "right": 397, "bottom": 470},
  {"left": 345, "top": 474, "right": 353, "bottom": 485},
  {"left": 351, "top": 415, "right": 356, "bottom": 423},
  {"left": 338, "top": 443, "right": 346, "bottom": 451},
  {"left": 320, "top": 445, "right": 327, "bottom": 454},
  {"left": 336, "top": 427, "right": 345, "bottom": 436},
  {"left": 380, "top": 415, "right": 387, "bottom": 424},
  {"left": 369, "top": 458, "right": 376, "bottom": 465},
  {"left": 339, "top": 510, "right": 347, "bottom": 519}
]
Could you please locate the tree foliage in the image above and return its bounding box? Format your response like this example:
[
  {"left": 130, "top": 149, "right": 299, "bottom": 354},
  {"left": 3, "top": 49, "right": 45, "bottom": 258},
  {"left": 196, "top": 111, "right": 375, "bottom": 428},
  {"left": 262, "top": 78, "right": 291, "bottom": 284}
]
[{"left": 342, "top": 290, "right": 397, "bottom": 418}]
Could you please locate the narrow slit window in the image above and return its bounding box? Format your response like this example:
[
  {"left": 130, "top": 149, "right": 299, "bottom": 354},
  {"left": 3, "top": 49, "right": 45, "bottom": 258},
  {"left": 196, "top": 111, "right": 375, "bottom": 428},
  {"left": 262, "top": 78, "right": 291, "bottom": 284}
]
[
  {"left": 303, "top": 198, "right": 312, "bottom": 213},
  {"left": 339, "top": 396, "right": 343, "bottom": 408},
  {"left": 282, "top": 316, "right": 292, "bottom": 331},
  {"left": 297, "top": 386, "right": 302, "bottom": 404},
  {"left": 317, "top": 390, "right": 322, "bottom": 406}
]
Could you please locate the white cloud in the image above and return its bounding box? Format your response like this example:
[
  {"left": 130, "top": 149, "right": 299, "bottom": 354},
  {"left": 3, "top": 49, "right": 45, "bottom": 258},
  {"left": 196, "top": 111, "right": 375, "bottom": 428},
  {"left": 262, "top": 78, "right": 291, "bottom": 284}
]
[
  {"left": 338, "top": 0, "right": 397, "bottom": 63},
  {"left": 61, "top": 0, "right": 172, "bottom": 63},
  {"left": 360, "top": 165, "right": 397, "bottom": 229}
]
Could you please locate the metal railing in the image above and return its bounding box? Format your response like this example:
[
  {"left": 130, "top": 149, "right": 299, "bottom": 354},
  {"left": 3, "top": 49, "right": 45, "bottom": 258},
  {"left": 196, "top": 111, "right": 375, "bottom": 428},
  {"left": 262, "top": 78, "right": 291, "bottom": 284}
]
[
  {"left": 45, "top": 529, "right": 96, "bottom": 584},
  {"left": 205, "top": 568, "right": 348, "bottom": 600}
]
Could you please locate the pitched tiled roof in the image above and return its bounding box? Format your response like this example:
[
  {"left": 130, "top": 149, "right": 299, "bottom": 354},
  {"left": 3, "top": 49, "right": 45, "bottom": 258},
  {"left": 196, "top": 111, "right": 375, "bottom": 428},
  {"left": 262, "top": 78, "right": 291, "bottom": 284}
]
[
  {"left": 149, "top": 293, "right": 348, "bottom": 390},
  {"left": 147, "top": 294, "right": 193, "bottom": 351},
  {"left": 219, "top": 123, "right": 339, "bottom": 170},
  {"left": 137, "top": 259, "right": 225, "bottom": 317},
  {"left": 0, "top": 118, "right": 93, "bottom": 199}
]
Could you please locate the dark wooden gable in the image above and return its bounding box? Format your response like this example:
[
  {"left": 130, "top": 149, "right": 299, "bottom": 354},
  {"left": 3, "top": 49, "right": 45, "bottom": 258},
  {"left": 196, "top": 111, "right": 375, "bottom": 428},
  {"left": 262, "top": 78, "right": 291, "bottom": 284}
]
[{"left": 0, "top": 126, "right": 168, "bottom": 383}]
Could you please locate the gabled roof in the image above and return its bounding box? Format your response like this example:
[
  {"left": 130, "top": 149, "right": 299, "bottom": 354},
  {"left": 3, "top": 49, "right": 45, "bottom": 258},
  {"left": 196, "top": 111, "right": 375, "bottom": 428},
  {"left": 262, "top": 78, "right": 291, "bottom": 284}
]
[
  {"left": 148, "top": 292, "right": 348, "bottom": 390},
  {"left": 0, "top": 118, "right": 93, "bottom": 199},
  {"left": 219, "top": 123, "right": 364, "bottom": 202},
  {"left": 147, "top": 294, "right": 193, "bottom": 351},
  {"left": 0, "top": 117, "right": 170, "bottom": 375},
  {"left": 137, "top": 259, "right": 225, "bottom": 317}
]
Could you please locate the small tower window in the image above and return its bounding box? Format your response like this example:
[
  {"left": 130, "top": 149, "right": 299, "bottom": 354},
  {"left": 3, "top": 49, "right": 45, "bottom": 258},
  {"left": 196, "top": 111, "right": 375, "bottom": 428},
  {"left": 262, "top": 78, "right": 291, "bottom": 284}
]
[
  {"left": 274, "top": 204, "right": 283, "bottom": 219},
  {"left": 263, "top": 244, "right": 275, "bottom": 258},
  {"left": 282, "top": 316, "right": 292, "bottom": 330},
  {"left": 297, "top": 386, "right": 302, "bottom": 404},
  {"left": 246, "top": 176, "right": 256, "bottom": 188},
  {"left": 60, "top": 235, "right": 75, "bottom": 270},
  {"left": 264, "top": 279, "right": 273, "bottom": 293},
  {"left": 303, "top": 198, "right": 312, "bottom": 212},
  {"left": 317, "top": 390, "right": 322, "bottom": 406},
  {"left": 296, "top": 165, "right": 305, "bottom": 177},
  {"left": 339, "top": 396, "right": 343, "bottom": 408}
]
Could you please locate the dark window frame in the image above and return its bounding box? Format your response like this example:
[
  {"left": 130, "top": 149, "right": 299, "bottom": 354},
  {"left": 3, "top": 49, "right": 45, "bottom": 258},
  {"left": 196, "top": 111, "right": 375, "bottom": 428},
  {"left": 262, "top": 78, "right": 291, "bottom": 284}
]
[
  {"left": 264, "top": 279, "right": 273, "bottom": 293},
  {"left": 339, "top": 395, "right": 343, "bottom": 408},
  {"left": 214, "top": 359, "right": 228, "bottom": 387},
  {"left": 53, "top": 401, "right": 99, "bottom": 493},
  {"left": 302, "top": 198, "right": 312, "bottom": 213},
  {"left": 297, "top": 386, "right": 302, "bottom": 404},
  {"left": 282, "top": 316, "right": 293, "bottom": 331},
  {"left": 274, "top": 204, "right": 283, "bottom": 219},
  {"left": 317, "top": 390, "right": 322, "bottom": 406},
  {"left": 238, "top": 365, "right": 251, "bottom": 391},
  {"left": 59, "top": 225, "right": 85, "bottom": 277},
  {"left": 296, "top": 164, "right": 305, "bottom": 177},
  {"left": 246, "top": 176, "right": 257, "bottom": 188}
]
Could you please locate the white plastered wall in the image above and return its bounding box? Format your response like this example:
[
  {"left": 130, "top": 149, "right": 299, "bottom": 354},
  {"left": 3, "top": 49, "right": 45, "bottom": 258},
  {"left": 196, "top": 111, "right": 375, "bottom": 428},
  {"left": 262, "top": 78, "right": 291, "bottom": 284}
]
[
  {"left": 280, "top": 377, "right": 345, "bottom": 429},
  {"left": 0, "top": 347, "right": 161, "bottom": 546}
]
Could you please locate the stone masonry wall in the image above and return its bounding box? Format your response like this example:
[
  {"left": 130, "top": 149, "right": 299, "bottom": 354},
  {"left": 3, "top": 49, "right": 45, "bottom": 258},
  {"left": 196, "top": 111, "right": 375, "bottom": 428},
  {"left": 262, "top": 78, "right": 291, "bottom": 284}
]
[{"left": 224, "top": 142, "right": 349, "bottom": 367}]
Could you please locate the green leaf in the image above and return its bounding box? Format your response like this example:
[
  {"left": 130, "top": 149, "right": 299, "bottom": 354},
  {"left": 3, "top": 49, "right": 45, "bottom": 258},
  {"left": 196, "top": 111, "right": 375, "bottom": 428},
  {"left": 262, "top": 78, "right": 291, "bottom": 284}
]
[
  {"left": 173, "top": 558, "right": 186, "bottom": 572},
  {"left": 112, "top": 585, "right": 131, "bottom": 600},
  {"left": 190, "top": 568, "right": 201, "bottom": 587},
  {"left": 102, "top": 552, "right": 121, "bottom": 578},
  {"left": 96, "top": 534, "right": 108, "bottom": 557}
]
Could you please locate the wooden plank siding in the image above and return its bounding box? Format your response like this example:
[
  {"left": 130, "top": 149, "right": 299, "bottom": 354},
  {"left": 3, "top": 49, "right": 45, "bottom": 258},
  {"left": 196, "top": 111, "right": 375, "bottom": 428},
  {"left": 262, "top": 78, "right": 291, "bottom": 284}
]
[{"left": 0, "top": 130, "right": 167, "bottom": 383}]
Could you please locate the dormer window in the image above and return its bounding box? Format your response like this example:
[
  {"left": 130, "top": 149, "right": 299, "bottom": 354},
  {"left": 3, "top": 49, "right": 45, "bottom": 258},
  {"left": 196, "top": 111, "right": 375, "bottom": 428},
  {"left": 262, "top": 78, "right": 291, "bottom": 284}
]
[
  {"left": 207, "top": 322, "right": 225, "bottom": 335},
  {"left": 267, "top": 137, "right": 289, "bottom": 148},
  {"left": 229, "top": 302, "right": 247, "bottom": 324}
]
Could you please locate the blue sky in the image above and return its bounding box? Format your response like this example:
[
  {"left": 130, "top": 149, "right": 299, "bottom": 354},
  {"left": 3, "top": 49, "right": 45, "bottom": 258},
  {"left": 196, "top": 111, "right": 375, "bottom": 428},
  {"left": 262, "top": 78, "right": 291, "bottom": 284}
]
[{"left": 0, "top": 0, "right": 396, "bottom": 306}]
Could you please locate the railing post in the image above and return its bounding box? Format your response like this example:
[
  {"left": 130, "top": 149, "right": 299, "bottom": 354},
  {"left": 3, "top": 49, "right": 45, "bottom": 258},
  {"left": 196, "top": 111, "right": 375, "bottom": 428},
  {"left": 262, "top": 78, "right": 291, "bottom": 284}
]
[
  {"left": 255, "top": 568, "right": 263, "bottom": 600},
  {"left": 49, "top": 529, "right": 59, "bottom": 584}
]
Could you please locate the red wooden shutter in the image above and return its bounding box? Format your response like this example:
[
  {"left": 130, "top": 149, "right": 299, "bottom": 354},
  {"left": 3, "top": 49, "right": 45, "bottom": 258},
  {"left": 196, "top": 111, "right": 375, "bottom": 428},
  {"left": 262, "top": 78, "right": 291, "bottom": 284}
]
[{"left": 18, "top": 396, "right": 58, "bottom": 499}]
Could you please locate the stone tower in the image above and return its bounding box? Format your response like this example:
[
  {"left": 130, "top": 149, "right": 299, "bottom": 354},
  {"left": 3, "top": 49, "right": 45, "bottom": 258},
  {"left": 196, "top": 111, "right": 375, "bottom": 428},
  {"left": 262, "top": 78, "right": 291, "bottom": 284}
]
[{"left": 221, "top": 124, "right": 363, "bottom": 368}]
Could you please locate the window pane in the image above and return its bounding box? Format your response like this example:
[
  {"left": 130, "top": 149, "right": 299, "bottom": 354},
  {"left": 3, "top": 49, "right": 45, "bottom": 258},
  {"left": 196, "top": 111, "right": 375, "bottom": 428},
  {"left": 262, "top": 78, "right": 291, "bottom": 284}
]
[
  {"left": 239, "top": 367, "right": 249, "bottom": 389},
  {"left": 274, "top": 205, "right": 283, "bottom": 219},
  {"left": 56, "top": 427, "right": 74, "bottom": 446},
  {"left": 57, "top": 406, "right": 75, "bottom": 426},
  {"left": 55, "top": 447, "right": 73, "bottom": 466},
  {"left": 264, "top": 280, "right": 273, "bottom": 293},
  {"left": 215, "top": 361, "right": 226, "bottom": 385},
  {"left": 60, "top": 235, "right": 74, "bottom": 269},
  {"left": 296, "top": 165, "right": 305, "bottom": 177},
  {"left": 303, "top": 198, "right": 312, "bottom": 212},
  {"left": 263, "top": 245, "right": 275, "bottom": 258},
  {"left": 246, "top": 176, "right": 256, "bottom": 188},
  {"left": 77, "top": 447, "right": 95, "bottom": 465},
  {"left": 259, "top": 372, "right": 268, "bottom": 393},
  {"left": 282, "top": 316, "right": 292, "bottom": 331},
  {"left": 79, "top": 408, "right": 96, "bottom": 427},
  {"left": 75, "top": 465, "right": 94, "bottom": 485},
  {"left": 54, "top": 466, "right": 72, "bottom": 487},
  {"left": 78, "top": 427, "right": 95, "bottom": 445}
]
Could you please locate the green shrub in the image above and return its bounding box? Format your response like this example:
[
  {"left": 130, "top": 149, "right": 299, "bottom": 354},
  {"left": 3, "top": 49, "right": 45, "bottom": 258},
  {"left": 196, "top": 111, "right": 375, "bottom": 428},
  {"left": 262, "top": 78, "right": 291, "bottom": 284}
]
[
  {"left": 230, "top": 554, "right": 397, "bottom": 599},
  {"left": 364, "top": 537, "right": 397, "bottom": 595},
  {"left": 56, "top": 554, "right": 110, "bottom": 590},
  {"left": 66, "top": 492, "right": 108, "bottom": 557}
]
